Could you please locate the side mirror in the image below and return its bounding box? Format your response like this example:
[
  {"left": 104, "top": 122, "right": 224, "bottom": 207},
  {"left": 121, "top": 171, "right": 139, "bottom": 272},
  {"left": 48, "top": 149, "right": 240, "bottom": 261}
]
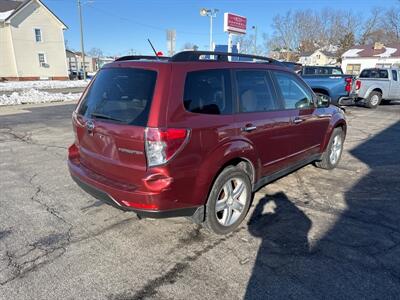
[{"left": 316, "top": 94, "right": 331, "bottom": 108}]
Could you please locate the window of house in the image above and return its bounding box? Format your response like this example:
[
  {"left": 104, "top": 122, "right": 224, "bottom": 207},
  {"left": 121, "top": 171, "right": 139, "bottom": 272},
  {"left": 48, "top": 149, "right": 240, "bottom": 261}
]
[
  {"left": 183, "top": 69, "right": 232, "bottom": 115},
  {"left": 34, "top": 28, "right": 42, "bottom": 42},
  {"left": 38, "top": 53, "right": 46, "bottom": 66},
  {"left": 235, "top": 70, "right": 278, "bottom": 113},
  {"left": 273, "top": 71, "right": 314, "bottom": 110},
  {"left": 346, "top": 64, "right": 361, "bottom": 75}
]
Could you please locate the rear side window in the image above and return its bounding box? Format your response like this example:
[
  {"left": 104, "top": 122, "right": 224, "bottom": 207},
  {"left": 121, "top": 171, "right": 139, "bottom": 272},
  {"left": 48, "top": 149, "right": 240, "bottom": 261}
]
[
  {"left": 332, "top": 68, "right": 343, "bottom": 75},
  {"left": 273, "top": 71, "right": 314, "bottom": 109},
  {"left": 379, "top": 70, "right": 389, "bottom": 78},
  {"left": 235, "top": 70, "right": 278, "bottom": 113},
  {"left": 183, "top": 69, "right": 232, "bottom": 115},
  {"left": 78, "top": 68, "right": 157, "bottom": 126}
]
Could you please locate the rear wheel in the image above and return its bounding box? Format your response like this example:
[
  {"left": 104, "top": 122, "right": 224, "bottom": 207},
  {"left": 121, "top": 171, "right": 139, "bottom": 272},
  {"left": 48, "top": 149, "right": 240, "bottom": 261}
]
[
  {"left": 204, "top": 166, "right": 252, "bottom": 235},
  {"left": 315, "top": 128, "right": 344, "bottom": 170},
  {"left": 365, "top": 91, "right": 382, "bottom": 109}
]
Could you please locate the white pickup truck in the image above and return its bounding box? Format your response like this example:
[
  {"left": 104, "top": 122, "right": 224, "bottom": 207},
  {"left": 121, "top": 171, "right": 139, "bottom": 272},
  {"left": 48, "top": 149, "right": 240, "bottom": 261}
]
[{"left": 357, "top": 68, "right": 400, "bottom": 108}]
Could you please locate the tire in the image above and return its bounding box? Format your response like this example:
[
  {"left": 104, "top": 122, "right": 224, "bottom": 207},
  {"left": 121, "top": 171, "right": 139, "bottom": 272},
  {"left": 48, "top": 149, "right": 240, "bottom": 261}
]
[
  {"left": 315, "top": 127, "right": 344, "bottom": 170},
  {"left": 204, "top": 166, "right": 252, "bottom": 235},
  {"left": 365, "top": 91, "right": 382, "bottom": 109}
]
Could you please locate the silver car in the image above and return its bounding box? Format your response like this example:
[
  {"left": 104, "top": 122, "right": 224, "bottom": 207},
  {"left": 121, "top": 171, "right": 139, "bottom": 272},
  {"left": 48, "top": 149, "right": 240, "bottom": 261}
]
[{"left": 357, "top": 68, "right": 400, "bottom": 108}]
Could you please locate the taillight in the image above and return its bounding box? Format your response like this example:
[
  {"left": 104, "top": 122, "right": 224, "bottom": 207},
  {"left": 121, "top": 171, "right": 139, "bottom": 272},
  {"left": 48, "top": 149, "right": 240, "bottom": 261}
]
[
  {"left": 68, "top": 143, "right": 79, "bottom": 160},
  {"left": 145, "top": 128, "right": 190, "bottom": 167},
  {"left": 356, "top": 80, "right": 361, "bottom": 90},
  {"left": 345, "top": 77, "right": 352, "bottom": 92}
]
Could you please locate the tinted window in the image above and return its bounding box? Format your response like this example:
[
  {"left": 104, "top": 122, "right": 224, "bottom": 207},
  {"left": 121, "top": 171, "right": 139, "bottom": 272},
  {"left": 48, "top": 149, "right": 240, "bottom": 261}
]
[
  {"left": 332, "top": 68, "right": 343, "bottom": 75},
  {"left": 304, "top": 67, "right": 342, "bottom": 75},
  {"left": 360, "top": 69, "right": 389, "bottom": 79},
  {"left": 379, "top": 70, "right": 389, "bottom": 78},
  {"left": 183, "top": 70, "right": 232, "bottom": 115},
  {"left": 235, "top": 70, "right": 278, "bottom": 113},
  {"left": 274, "top": 72, "right": 314, "bottom": 109},
  {"left": 78, "top": 68, "right": 156, "bottom": 126},
  {"left": 392, "top": 70, "right": 398, "bottom": 81}
]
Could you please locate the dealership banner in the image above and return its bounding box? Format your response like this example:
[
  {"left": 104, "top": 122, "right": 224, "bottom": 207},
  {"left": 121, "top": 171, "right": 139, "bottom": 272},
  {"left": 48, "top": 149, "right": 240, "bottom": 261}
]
[{"left": 224, "top": 13, "right": 247, "bottom": 34}]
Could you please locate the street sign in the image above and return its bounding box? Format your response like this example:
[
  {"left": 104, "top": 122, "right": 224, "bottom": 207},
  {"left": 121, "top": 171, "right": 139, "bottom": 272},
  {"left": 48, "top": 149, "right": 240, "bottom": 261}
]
[{"left": 224, "top": 13, "right": 247, "bottom": 34}]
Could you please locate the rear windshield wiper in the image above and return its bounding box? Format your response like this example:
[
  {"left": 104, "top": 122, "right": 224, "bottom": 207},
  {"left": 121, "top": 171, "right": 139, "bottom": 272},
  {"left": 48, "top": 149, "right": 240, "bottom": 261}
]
[{"left": 91, "top": 112, "right": 125, "bottom": 123}]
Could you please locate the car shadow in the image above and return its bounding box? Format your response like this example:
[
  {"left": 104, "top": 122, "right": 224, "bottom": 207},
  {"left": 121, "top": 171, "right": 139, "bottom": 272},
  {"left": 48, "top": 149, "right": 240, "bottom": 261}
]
[{"left": 245, "top": 121, "right": 400, "bottom": 298}]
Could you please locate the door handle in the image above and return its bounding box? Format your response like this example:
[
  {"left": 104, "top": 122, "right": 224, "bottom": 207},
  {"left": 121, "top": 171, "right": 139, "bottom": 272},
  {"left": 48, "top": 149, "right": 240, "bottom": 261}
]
[
  {"left": 317, "top": 114, "right": 332, "bottom": 118},
  {"left": 293, "top": 117, "right": 304, "bottom": 124},
  {"left": 241, "top": 125, "right": 257, "bottom": 132}
]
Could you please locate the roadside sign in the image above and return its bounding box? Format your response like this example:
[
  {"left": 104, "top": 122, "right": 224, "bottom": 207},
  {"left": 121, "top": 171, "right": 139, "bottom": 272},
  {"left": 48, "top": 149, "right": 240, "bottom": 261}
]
[{"left": 224, "top": 13, "right": 247, "bottom": 34}]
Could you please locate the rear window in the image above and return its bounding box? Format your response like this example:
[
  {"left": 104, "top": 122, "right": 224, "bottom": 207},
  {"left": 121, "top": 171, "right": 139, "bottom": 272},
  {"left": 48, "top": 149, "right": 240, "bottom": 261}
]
[
  {"left": 78, "top": 68, "right": 157, "bottom": 126},
  {"left": 183, "top": 69, "right": 232, "bottom": 115},
  {"left": 360, "top": 69, "right": 389, "bottom": 79},
  {"left": 304, "top": 67, "right": 343, "bottom": 75}
]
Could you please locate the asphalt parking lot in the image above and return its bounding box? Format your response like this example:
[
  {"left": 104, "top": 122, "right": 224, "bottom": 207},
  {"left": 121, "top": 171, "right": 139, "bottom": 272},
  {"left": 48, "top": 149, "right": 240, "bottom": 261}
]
[{"left": 0, "top": 101, "right": 399, "bottom": 299}]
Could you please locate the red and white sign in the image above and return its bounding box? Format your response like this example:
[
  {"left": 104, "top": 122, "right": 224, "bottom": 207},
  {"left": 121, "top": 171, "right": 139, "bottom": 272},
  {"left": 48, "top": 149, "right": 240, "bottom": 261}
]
[{"left": 224, "top": 13, "right": 247, "bottom": 34}]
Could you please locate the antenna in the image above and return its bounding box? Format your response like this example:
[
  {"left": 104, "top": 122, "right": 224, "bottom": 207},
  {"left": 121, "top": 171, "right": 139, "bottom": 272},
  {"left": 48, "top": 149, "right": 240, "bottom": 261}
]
[{"left": 147, "top": 39, "right": 158, "bottom": 57}]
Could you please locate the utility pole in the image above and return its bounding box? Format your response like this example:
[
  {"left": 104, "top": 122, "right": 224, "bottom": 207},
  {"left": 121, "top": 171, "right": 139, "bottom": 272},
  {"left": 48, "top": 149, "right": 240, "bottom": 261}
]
[{"left": 77, "top": 0, "right": 86, "bottom": 80}]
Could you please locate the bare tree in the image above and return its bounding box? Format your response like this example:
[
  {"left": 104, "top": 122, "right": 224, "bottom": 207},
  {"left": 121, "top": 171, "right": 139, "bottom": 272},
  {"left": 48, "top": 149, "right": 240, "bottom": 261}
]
[
  {"left": 87, "top": 47, "right": 103, "bottom": 58},
  {"left": 270, "top": 11, "right": 299, "bottom": 59},
  {"left": 382, "top": 7, "right": 400, "bottom": 43},
  {"left": 359, "top": 8, "right": 381, "bottom": 44}
]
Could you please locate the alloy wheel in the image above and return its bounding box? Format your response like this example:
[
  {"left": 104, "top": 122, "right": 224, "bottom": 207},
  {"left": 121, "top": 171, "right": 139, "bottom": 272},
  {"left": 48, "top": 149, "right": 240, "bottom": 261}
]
[
  {"left": 329, "top": 135, "right": 342, "bottom": 165},
  {"left": 215, "top": 177, "right": 248, "bottom": 226}
]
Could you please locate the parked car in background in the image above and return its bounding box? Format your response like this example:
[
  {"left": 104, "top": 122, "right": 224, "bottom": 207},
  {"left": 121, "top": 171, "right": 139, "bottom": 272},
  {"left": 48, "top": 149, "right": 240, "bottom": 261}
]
[
  {"left": 69, "top": 70, "right": 93, "bottom": 80},
  {"left": 68, "top": 51, "right": 347, "bottom": 235},
  {"left": 299, "top": 65, "right": 359, "bottom": 106},
  {"left": 356, "top": 68, "right": 400, "bottom": 108}
]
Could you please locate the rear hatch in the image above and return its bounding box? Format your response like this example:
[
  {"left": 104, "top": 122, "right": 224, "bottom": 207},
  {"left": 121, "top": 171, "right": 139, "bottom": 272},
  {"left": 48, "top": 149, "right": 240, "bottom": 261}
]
[{"left": 73, "top": 67, "right": 157, "bottom": 186}]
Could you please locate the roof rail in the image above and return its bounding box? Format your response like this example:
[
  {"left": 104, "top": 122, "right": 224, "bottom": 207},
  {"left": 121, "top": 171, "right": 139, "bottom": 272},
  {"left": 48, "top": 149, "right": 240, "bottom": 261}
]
[
  {"left": 170, "top": 51, "right": 278, "bottom": 63},
  {"left": 114, "top": 55, "right": 169, "bottom": 62}
]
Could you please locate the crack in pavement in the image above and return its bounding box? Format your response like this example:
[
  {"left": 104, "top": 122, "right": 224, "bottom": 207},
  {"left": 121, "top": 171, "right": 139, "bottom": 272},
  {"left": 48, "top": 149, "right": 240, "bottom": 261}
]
[
  {"left": 0, "top": 128, "right": 67, "bottom": 150},
  {"left": 0, "top": 172, "right": 136, "bottom": 286},
  {"left": 108, "top": 226, "right": 246, "bottom": 300}
]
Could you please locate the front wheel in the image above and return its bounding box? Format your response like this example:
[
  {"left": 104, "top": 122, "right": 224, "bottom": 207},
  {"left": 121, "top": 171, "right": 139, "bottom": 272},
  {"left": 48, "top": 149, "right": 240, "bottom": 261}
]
[
  {"left": 204, "top": 166, "right": 252, "bottom": 235},
  {"left": 315, "top": 128, "right": 344, "bottom": 170}
]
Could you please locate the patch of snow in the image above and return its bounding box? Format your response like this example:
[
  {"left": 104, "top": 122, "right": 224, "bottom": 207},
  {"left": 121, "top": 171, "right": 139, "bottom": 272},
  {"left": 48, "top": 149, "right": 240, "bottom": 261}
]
[
  {"left": 342, "top": 49, "right": 364, "bottom": 57},
  {"left": 0, "top": 10, "right": 14, "bottom": 21},
  {"left": 374, "top": 47, "right": 397, "bottom": 57},
  {"left": 0, "top": 80, "right": 89, "bottom": 92},
  {"left": 0, "top": 89, "right": 81, "bottom": 106}
]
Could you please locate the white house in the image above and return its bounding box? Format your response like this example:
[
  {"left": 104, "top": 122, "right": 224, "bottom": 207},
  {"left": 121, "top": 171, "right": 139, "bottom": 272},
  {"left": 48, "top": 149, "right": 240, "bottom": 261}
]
[
  {"left": 342, "top": 43, "right": 400, "bottom": 75},
  {"left": 0, "top": 0, "right": 68, "bottom": 81},
  {"left": 298, "top": 49, "right": 337, "bottom": 66}
]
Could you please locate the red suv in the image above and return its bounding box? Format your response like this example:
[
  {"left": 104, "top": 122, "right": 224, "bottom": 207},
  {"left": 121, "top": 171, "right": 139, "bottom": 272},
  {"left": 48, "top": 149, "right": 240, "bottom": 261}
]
[{"left": 68, "top": 51, "right": 346, "bottom": 234}]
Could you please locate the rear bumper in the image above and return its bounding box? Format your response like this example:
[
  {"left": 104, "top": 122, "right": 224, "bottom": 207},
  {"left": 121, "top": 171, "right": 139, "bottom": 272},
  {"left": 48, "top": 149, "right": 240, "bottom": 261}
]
[
  {"left": 68, "top": 158, "right": 200, "bottom": 218},
  {"left": 338, "top": 93, "right": 358, "bottom": 105}
]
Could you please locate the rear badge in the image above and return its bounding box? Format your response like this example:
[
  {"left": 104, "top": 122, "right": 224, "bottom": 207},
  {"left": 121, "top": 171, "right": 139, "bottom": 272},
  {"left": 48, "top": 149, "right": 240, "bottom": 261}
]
[
  {"left": 85, "top": 120, "right": 95, "bottom": 135},
  {"left": 118, "top": 148, "right": 143, "bottom": 155}
]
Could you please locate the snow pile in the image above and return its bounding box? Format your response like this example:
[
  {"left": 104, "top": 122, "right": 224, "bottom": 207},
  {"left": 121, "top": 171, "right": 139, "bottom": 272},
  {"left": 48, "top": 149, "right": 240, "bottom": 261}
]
[
  {"left": 342, "top": 49, "right": 364, "bottom": 57},
  {"left": 0, "top": 10, "right": 14, "bottom": 21},
  {"left": 0, "top": 80, "right": 89, "bottom": 92},
  {"left": 374, "top": 47, "right": 397, "bottom": 57},
  {"left": 0, "top": 89, "right": 81, "bottom": 106}
]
